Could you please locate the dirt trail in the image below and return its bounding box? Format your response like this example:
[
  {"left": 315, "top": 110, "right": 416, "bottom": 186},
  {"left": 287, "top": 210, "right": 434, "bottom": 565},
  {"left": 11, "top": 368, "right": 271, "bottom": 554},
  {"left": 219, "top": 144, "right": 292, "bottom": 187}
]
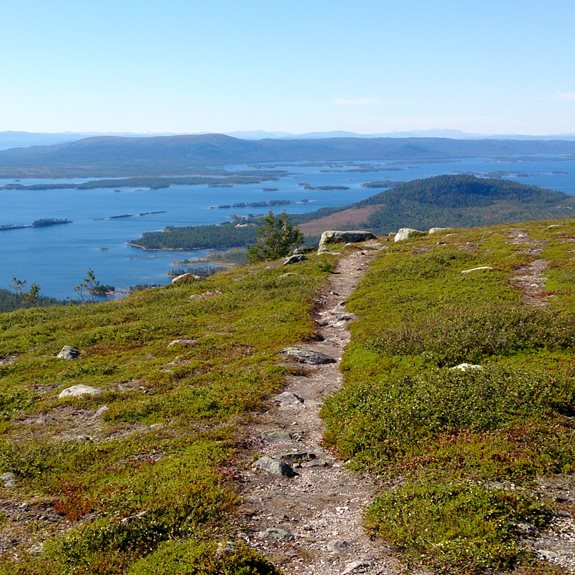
[
  {"left": 237, "top": 244, "right": 414, "bottom": 575},
  {"left": 507, "top": 228, "right": 549, "bottom": 306}
]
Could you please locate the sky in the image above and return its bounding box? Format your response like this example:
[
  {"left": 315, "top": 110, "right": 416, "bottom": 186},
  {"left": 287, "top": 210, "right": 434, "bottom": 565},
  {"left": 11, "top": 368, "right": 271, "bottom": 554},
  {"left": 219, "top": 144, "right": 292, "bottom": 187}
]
[{"left": 1, "top": 0, "right": 574, "bottom": 136}]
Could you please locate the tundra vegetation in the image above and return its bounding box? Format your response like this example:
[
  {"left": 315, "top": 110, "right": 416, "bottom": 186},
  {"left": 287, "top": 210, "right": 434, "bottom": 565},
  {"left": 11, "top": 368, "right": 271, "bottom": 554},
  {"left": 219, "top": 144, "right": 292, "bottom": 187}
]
[
  {"left": 2, "top": 217, "right": 575, "bottom": 574},
  {"left": 0, "top": 253, "right": 334, "bottom": 574},
  {"left": 322, "top": 219, "right": 575, "bottom": 574}
]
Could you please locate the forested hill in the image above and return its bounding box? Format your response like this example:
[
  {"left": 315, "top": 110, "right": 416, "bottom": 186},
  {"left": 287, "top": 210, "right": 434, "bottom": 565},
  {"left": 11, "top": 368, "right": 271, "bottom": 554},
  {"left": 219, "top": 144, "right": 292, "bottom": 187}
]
[
  {"left": 298, "top": 175, "right": 575, "bottom": 235},
  {"left": 1, "top": 134, "right": 575, "bottom": 176}
]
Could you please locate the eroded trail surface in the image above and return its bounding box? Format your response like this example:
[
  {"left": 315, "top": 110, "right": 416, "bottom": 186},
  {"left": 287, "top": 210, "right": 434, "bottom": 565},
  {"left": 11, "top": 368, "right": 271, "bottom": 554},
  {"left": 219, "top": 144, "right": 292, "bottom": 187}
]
[{"left": 238, "top": 244, "right": 413, "bottom": 575}]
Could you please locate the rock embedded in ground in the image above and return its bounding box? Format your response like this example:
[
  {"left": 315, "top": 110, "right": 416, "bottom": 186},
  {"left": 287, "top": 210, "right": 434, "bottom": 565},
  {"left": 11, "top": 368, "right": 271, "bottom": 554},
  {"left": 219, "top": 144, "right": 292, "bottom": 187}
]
[
  {"left": 261, "top": 430, "right": 293, "bottom": 443},
  {"left": 167, "top": 338, "right": 197, "bottom": 347},
  {"left": 394, "top": 227, "right": 426, "bottom": 242},
  {"left": 327, "top": 539, "right": 349, "bottom": 554},
  {"left": 280, "top": 451, "right": 317, "bottom": 464},
  {"left": 342, "top": 560, "right": 372, "bottom": 574},
  {"left": 282, "top": 347, "right": 336, "bottom": 365},
  {"left": 318, "top": 230, "right": 377, "bottom": 253},
  {"left": 253, "top": 455, "right": 297, "bottom": 477},
  {"left": 58, "top": 385, "right": 103, "bottom": 399},
  {"left": 56, "top": 346, "right": 80, "bottom": 360},
  {"left": 275, "top": 392, "right": 305, "bottom": 407},
  {"left": 258, "top": 527, "right": 295, "bottom": 541}
]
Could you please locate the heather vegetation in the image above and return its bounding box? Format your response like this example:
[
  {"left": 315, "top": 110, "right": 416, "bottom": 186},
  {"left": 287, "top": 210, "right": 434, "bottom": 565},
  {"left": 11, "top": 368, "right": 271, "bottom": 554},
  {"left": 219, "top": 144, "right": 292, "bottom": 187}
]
[
  {"left": 322, "top": 219, "right": 575, "bottom": 573},
  {"left": 0, "top": 252, "right": 334, "bottom": 573}
]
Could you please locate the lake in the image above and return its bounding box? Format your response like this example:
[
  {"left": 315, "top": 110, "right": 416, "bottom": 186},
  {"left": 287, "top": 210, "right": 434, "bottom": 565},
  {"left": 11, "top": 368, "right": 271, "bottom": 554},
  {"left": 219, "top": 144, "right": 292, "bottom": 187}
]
[{"left": 1, "top": 155, "right": 574, "bottom": 299}]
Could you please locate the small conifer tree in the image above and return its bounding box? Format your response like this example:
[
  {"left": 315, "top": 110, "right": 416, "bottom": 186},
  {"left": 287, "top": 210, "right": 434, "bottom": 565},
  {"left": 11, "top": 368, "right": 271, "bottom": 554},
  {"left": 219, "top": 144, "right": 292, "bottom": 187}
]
[{"left": 247, "top": 211, "right": 304, "bottom": 263}]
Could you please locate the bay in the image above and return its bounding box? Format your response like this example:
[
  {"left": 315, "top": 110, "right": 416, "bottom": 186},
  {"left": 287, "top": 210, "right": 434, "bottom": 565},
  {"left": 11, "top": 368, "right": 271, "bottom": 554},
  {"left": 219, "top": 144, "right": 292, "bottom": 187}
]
[{"left": 0, "top": 156, "right": 574, "bottom": 299}]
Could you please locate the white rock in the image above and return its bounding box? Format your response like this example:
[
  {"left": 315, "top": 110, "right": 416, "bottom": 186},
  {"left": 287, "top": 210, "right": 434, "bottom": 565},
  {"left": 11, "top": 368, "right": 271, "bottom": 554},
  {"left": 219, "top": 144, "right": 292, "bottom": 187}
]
[
  {"left": 58, "top": 385, "right": 102, "bottom": 399},
  {"left": 394, "top": 228, "right": 426, "bottom": 242},
  {"left": 450, "top": 363, "right": 484, "bottom": 372},
  {"left": 461, "top": 266, "right": 494, "bottom": 274},
  {"left": 429, "top": 227, "right": 452, "bottom": 234}
]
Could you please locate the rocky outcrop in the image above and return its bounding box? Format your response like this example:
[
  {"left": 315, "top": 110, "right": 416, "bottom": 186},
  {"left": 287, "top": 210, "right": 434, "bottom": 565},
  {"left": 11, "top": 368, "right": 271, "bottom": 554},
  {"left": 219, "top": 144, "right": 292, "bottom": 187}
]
[
  {"left": 394, "top": 228, "right": 426, "bottom": 242},
  {"left": 318, "top": 230, "right": 376, "bottom": 253}
]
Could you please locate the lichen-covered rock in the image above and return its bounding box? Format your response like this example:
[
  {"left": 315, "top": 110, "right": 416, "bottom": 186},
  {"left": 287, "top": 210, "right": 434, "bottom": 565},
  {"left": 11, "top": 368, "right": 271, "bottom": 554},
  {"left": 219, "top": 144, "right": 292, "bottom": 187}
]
[
  {"left": 450, "top": 363, "right": 484, "bottom": 372},
  {"left": 429, "top": 227, "right": 453, "bottom": 234},
  {"left": 57, "top": 346, "right": 80, "bottom": 360},
  {"left": 394, "top": 228, "right": 426, "bottom": 242},
  {"left": 58, "top": 385, "right": 102, "bottom": 399},
  {"left": 167, "top": 339, "right": 197, "bottom": 347},
  {"left": 282, "top": 347, "right": 336, "bottom": 365},
  {"left": 318, "top": 230, "right": 376, "bottom": 253}
]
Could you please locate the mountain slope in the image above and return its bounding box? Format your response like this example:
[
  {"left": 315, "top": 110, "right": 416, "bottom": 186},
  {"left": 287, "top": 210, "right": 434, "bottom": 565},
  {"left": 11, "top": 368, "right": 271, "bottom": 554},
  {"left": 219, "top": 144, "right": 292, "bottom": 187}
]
[{"left": 298, "top": 175, "right": 575, "bottom": 235}]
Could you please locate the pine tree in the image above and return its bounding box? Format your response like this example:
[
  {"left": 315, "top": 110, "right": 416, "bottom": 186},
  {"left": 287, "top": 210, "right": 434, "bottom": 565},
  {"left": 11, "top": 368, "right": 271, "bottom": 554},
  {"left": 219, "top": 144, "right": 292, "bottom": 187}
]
[{"left": 247, "top": 211, "right": 304, "bottom": 263}]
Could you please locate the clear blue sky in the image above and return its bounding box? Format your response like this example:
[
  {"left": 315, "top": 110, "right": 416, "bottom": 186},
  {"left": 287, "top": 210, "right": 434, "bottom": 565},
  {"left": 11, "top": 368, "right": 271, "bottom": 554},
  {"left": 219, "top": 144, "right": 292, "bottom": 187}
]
[{"left": 1, "top": 0, "right": 574, "bottom": 135}]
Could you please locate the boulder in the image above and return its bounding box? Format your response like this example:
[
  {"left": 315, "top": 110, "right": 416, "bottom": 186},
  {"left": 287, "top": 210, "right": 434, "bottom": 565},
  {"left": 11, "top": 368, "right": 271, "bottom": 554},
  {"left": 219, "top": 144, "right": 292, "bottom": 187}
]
[
  {"left": 58, "top": 385, "right": 102, "bottom": 399},
  {"left": 318, "top": 230, "right": 376, "bottom": 253},
  {"left": 1, "top": 472, "right": 16, "bottom": 488},
  {"left": 252, "top": 456, "right": 297, "bottom": 477},
  {"left": 394, "top": 228, "right": 426, "bottom": 242},
  {"left": 282, "top": 347, "right": 336, "bottom": 365},
  {"left": 283, "top": 254, "right": 307, "bottom": 265},
  {"left": 57, "top": 346, "right": 80, "bottom": 360}
]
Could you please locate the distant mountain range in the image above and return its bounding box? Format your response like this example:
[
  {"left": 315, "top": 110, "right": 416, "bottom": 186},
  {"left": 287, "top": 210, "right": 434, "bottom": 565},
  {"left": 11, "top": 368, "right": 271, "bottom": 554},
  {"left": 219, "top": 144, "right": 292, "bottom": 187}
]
[{"left": 0, "top": 133, "right": 575, "bottom": 177}]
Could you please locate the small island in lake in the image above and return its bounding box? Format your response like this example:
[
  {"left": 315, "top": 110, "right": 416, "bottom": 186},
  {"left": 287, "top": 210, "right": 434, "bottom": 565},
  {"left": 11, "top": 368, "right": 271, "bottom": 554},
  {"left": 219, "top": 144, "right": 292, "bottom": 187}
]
[{"left": 0, "top": 218, "right": 72, "bottom": 231}]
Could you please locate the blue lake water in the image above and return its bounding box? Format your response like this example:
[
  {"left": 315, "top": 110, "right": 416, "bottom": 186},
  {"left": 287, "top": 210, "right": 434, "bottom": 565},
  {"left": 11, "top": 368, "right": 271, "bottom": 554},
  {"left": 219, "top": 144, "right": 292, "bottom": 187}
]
[{"left": 1, "top": 156, "right": 574, "bottom": 298}]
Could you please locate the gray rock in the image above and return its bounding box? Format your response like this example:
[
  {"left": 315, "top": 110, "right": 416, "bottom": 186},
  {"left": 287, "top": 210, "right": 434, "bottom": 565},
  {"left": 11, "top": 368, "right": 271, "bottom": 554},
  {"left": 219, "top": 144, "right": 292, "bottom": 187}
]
[
  {"left": 171, "top": 272, "right": 203, "bottom": 284},
  {"left": 216, "top": 541, "right": 235, "bottom": 556},
  {"left": 278, "top": 272, "right": 298, "bottom": 280},
  {"left": 1, "top": 472, "right": 16, "bottom": 488},
  {"left": 282, "top": 347, "right": 336, "bottom": 365},
  {"left": 461, "top": 266, "right": 494, "bottom": 274},
  {"left": 58, "top": 385, "right": 102, "bottom": 399},
  {"left": 283, "top": 254, "right": 307, "bottom": 265},
  {"left": 253, "top": 456, "right": 297, "bottom": 477},
  {"left": 327, "top": 539, "right": 349, "bottom": 553},
  {"left": 167, "top": 338, "right": 197, "bottom": 347},
  {"left": 57, "top": 346, "right": 80, "bottom": 360},
  {"left": 274, "top": 392, "right": 305, "bottom": 407},
  {"left": 318, "top": 230, "right": 376, "bottom": 253},
  {"left": 394, "top": 228, "right": 426, "bottom": 242},
  {"left": 261, "top": 430, "right": 293, "bottom": 443},
  {"left": 258, "top": 527, "right": 294, "bottom": 541}
]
